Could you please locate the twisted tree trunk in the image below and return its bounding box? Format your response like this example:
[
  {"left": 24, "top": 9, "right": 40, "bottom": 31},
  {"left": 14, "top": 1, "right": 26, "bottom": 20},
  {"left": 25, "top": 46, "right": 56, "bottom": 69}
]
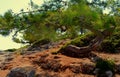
[
  {"left": 64, "top": 35, "right": 104, "bottom": 55},
  {"left": 61, "top": 26, "right": 115, "bottom": 57}
]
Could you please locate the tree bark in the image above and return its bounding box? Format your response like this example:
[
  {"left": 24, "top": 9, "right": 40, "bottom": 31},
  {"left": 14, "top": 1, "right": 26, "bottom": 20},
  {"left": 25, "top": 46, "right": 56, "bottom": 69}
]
[
  {"left": 60, "top": 26, "right": 115, "bottom": 57},
  {"left": 64, "top": 35, "right": 104, "bottom": 54}
]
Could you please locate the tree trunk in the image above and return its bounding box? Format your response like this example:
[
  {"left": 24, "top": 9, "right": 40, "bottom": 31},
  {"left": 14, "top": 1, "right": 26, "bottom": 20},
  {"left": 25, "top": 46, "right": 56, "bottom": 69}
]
[
  {"left": 60, "top": 26, "right": 115, "bottom": 57},
  {"left": 59, "top": 34, "right": 104, "bottom": 57},
  {"left": 65, "top": 35, "right": 105, "bottom": 54}
]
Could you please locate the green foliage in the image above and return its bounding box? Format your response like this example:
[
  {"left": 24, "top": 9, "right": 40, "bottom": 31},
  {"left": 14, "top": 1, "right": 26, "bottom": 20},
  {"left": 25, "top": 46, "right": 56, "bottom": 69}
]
[
  {"left": 41, "top": 0, "right": 67, "bottom": 11},
  {"left": 51, "top": 51, "right": 59, "bottom": 55},
  {"left": 22, "top": 25, "right": 57, "bottom": 43},
  {"left": 60, "top": 41, "right": 71, "bottom": 50},
  {"left": 63, "top": 26, "right": 81, "bottom": 39},
  {"left": 5, "top": 48, "right": 17, "bottom": 52},
  {"left": 111, "top": 31, "right": 120, "bottom": 47},
  {"left": 61, "top": 0, "right": 95, "bottom": 26},
  {"left": 102, "top": 15, "right": 116, "bottom": 29},
  {"left": 0, "top": 0, "right": 119, "bottom": 49},
  {"left": 100, "top": 40, "right": 116, "bottom": 53},
  {"left": 61, "top": 30, "right": 120, "bottom": 53},
  {"left": 17, "top": 11, "right": 60, "bottom": 43},
  {"left": 60, "top": 32, "right": 95, "bottom": 50},
  {"left": 0, "top": 29, "right": 11, "bottom": 36},
  {"left": 32, "top": 38, "right": 50, "bottom": 47},
  {"left": 0, "top": 10, "right": 14, "bottom": 36},
  {"left": 60, "top": 0, "right": 105, "bottom": 36},
  {"left": 96, "top": 59, "right": 115, "bottom": 72},
  {"left": 99, "top": 29, "right": 120, "bottom": 53},
  {"left": 70, "top": 32, "right": 95, "bottom": 47},
  {"left": 4, "top": 10, "right": 13, "bottom": 22}
]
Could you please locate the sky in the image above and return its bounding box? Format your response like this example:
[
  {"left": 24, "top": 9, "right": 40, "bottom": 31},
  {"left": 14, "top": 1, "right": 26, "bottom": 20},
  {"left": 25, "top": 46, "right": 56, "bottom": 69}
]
[
  {"left": 0, "top": 34, "right": 23, "bottom": 50},
  {"left": 0, "top": 0, "right": 44, "bottom": 15},
  {"left": 0, "top": 0, "right": 43, "bottom": 50}
]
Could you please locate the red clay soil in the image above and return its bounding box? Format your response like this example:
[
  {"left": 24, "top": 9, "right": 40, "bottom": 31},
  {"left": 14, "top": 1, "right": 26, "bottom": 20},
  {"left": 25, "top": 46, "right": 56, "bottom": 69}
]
[{"left": 0, "top": 42, "right": 120, "bottom": 77}]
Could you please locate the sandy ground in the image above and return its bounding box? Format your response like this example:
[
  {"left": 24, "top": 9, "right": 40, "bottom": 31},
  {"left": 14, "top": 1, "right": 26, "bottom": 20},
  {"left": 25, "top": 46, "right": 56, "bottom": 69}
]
[{"left": 0, "top": 42, "right": 120, "bottom": 77}]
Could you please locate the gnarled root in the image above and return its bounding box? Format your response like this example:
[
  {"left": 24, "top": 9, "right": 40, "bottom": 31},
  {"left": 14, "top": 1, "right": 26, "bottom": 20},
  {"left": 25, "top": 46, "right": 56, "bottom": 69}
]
[
  {"left": 60, "top": 36, "right": 104, "bottom": 58},
  {"left": 60, "top": 45, "right": 92, "bottom": 58}
]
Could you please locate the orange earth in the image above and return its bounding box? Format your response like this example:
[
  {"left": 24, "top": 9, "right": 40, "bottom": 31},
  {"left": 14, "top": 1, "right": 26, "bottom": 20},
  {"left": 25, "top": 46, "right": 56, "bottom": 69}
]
[{"left": 0, "top": 40, "right": 120, "bottom": 77}]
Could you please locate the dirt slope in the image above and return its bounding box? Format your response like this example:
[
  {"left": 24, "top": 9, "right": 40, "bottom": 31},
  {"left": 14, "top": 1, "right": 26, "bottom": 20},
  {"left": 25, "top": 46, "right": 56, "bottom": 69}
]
[{"left": 0, "top": 40, "right": 120, "bottom": 77}]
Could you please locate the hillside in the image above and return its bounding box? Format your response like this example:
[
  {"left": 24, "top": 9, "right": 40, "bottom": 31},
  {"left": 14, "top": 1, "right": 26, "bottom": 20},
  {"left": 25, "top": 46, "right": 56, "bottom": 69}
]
[{"left": 0, "top": 40, "right": 120, "bottom": 77}]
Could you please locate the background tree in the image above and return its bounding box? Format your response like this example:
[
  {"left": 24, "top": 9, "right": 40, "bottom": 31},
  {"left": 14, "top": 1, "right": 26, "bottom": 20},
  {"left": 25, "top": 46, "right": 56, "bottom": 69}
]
[
  {"left": 11, "top": 0, "right": 69, "bottom": 44},
  {"left": 0, "top": 10, "right": 14, "bottom": 36},
  {"left": 60, "top": 0, "right": 118, "bottom": 55},
  {"left": 0, "top": 0, "right": 119, "bottom": 52}
]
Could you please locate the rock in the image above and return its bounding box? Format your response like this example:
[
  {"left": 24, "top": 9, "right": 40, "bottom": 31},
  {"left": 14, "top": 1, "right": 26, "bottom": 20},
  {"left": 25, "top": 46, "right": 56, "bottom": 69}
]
[
  {"left": 69, "top": 63, "right": 95, "bottom": 74},
  {"left": 4, "top": 52, "right": 14, "bottom": 56},
  {"left": 91, "top": 56, "right": 101, "bottom": 63},
  {"left": 5, "top": 57, "right": 14, "bottom": 62},
  {"left": 36, "top": 72, "right": 60, "bottom": 77},
  {"left": 94, "top": 69, "right": 114, "bottom": 77},
  {"left": 0, "top": 62, "right": 11, "bottom": 70},
  {"left": 116, "top": 64, "right": 120, "bottom": 74},
  {"left": 0, "top": 51, "right": 5, "bottom": 55},
  {"left": 70, "top": 64, "right": 81, "bottom": 73},
  {"left": 105, "top": 70, "right": 113, "bottom": 77},
  {"left": 6, "top": 66, "right": 35, "bottom": 77},
  {"left": 23, "top": 51, "right": 38, "bottom": 55},
  {"left": 41, "top": 60, "right": 61, "bottom": 72}
]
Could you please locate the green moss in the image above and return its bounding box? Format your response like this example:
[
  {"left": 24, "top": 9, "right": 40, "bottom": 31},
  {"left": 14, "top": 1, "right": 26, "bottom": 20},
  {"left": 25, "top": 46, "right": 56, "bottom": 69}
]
[
  {"left": 70, "top": 36, "right": 84, "bottom": 46},
  {"left": 60, "top": 32, "right": 95, "bottom": 50},
  {"left": 60, "top": 30, "right": 120, "bottom": 53},
  {"left": 96, "top": 59, "right": 115, "bottom": 72},
  {"left": 69, "top": 32, "right": 95, "bottom": 47},
  {"left": 99, "top": 30, "right": 120, "bottom": 53},
  {"left": 32, "top": 38, "right": 51, "bottom": 47},
  {"left": 51, "top": 51, "right": 59, "bottom": 55},
  {"left": 5, "top": 48, "right": 17, "bottom": 52},
  {"left": 60, "top": 41, "right": 71, "bottom": 50},
  {"left": 100, "top": 40, "right": 116, "bottom": 53}
]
